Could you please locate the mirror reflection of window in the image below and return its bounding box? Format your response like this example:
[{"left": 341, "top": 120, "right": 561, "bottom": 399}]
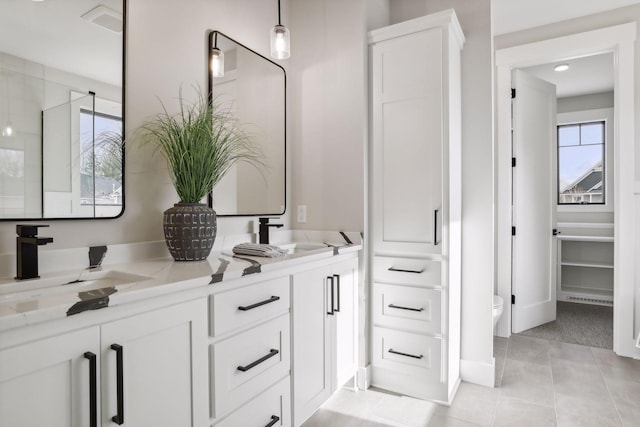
[
  {"left": 0, "top": 148, "right": 25, "bottom": 217},
  {"left": 557, "top": 121, "right": 606, "bottom": 205}
]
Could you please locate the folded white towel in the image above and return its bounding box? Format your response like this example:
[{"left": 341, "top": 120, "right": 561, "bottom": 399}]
[{"left": 232, "top": 243, "right": 288, "bottom": 258}]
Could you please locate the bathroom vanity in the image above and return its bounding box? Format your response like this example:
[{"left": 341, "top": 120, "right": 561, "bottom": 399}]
[{"left": 0, "top": 237, "right": 361, "bottom": 427}]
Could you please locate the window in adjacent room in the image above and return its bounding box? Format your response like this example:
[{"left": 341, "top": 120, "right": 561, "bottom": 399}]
[{"left": 557, "top": 120, "right": 605, "bottom": 205}]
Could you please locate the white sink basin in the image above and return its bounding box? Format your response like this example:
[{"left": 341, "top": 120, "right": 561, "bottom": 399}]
[
  {"left": 276, "top": 242, "right": 329, "bottom": 254},
  {"left": 0, "top": 270, "right": 154, "bottom": 304}
]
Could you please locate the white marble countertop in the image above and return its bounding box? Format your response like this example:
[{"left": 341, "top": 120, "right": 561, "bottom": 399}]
[{"left": 0, "top": 234, "right": 361, "bottom": 333}]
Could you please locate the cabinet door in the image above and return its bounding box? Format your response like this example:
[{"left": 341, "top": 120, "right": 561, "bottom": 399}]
[
  {"left": 0, "top": 327, "right": 100, "bottom": 427},
  {"left": 332, "top": 258, "right": 358, "bottom": 390},
  {"left": 292, "top": 265, "right": 332, "bottom": 426},
  {"left": 371, "top": 27, "right": 443, "bottom": 254},
  {"left": 101, "top": 298, "right": 208, "bottom": 427}
]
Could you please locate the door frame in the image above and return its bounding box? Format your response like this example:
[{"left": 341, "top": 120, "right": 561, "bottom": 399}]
[{"left": 495, "top": 23, "right": 637, "bottom": 357}]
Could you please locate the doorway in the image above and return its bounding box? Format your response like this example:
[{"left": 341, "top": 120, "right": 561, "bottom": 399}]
[{"left": 495, "top": 23, "right": 637, "bottom": 358}]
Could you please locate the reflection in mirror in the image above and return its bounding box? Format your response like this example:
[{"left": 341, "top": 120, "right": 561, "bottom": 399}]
[
  {"left": 208, "top": 31, "right": 286, "bottom": 216},
  {"left": 0, "top": 0, "right": 125, "bottom": 220}
]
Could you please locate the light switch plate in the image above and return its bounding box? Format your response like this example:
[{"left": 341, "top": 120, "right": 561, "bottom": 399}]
[{"left": 297, "top": 205, "right": 307, "bottom": 223}]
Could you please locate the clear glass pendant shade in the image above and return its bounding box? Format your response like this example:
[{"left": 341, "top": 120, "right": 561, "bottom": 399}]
[
  {"left": 270, "top": 25, "right": 290, "bottom": 60},
  {"left": 2, "top": 122, "right": 14, "bottom": 137},
  {"left": 211, "top": 47, "right": 224, "bottom": 78}
]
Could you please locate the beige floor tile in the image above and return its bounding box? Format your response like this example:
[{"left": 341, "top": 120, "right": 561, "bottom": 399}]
[
  {"left": 554, "top": 393, "right": 621, "bottom": 427},
  {"left": 427, "top": 414, "right": 483, "bottom": 426},
  {"left": 493, "top": 397, "right": 557, "bottom": 427},
  {"left": 551, "top": 358, "right": 610, "bottom": 402},
  {"left": 603, "top": 376, "right": 640, "bottom": 409},
  {"left": 435, "top": 382, "right": 498, "bottom": 427},
  {"left": 494, "top": 336, "right": 509, "bottom": 357},
  {"left": 548, "top": 340, "right": 596, "bottom": 365},
  {"left": 500, "top": 358, "right": 555, "bottom": 407},
  {"left": 615, "top": 401, "right": 640, "bottom": 427},
  {"left": 591, "top": 347, "right": 640, "bottom": 377},
  {"left": 507, "top": 335, "right": 550, "bottom": 365}
]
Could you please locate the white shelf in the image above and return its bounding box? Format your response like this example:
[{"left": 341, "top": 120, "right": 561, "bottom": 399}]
[
  {"left": 560, "top": 286, "right": 613, "bottom": 297},
  {"left": 557, "top": 235, "right": 614, "bottom": 243},
  {"left": 561, "top": 261, "right": 613, "bottom": 269}
]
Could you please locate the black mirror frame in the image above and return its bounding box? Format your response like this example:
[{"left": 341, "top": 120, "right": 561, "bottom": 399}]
[
  {"left": 0, "top": 0, "right": 127, "bottom": 222},
  {"left": 207, "top": 30, "right": 287, "bottom": 217}
]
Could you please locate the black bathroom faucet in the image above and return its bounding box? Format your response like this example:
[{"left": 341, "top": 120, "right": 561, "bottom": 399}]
[
  {"left": 258, "top": 217, "right": 283, "bottom": 245},
  {"left": 16, "top": 224, "right": 54, "bottom": 280}
]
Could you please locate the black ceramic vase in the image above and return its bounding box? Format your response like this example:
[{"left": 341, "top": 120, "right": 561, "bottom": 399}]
[{"left": 163, "top": 203, "right": 217, "bottom": 261}]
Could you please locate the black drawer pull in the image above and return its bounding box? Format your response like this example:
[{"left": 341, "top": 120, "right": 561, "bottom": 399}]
[
  {"left": 388, "top": 348, "right": 423, "bottom": 359},
  {"left": 388, "top": 303, "right": 424, "bottom": 312},
  {"left": 83, "top": 352, "right": 97, "bottom": 427},
  {"left": 110, "top": 344, "right": 125, "bottom": 425},
  {"left": 237, "top": 349, "right": 279, "bottom": 372},
  {"left": 265, "top": 415, "right": 280, "bottom": 427},
  {"left": 388, "top": 267, "right": 424, "bottom": 274},
  {"left": 434, "top": 209, "right": 440, "bottom": 245},
  {"left": 238, "top": 295, "right": 280, "bottom": 311},
  {"left": 327, "top": 276, "right": 335, "bottom": 316},
  {"left": 333, "top": 274, "right": 341, "bottom": 312}
]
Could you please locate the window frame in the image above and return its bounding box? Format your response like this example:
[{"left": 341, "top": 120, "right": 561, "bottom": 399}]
[{"left": 556, "top": 108, "right": 614, "bottom": 213}]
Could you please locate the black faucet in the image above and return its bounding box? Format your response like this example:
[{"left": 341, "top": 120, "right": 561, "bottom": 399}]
[
  {"left": 258, "top": 217, "right": 283, "bottom": 245},
  {"left": 16, "top": 224, "right": 54, "bottom": 280}
]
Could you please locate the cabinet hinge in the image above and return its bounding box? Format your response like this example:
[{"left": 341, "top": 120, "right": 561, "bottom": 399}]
[
  {"left": 511, "top": 88, "right": 516, "bottom": 99},
  {"left": 512, "top": 157, "right": 516, "bottom": 167},
  {"left": 511, "top": 295, "right": 516, "bottom": 305},
  {"left": 512, "top": 226, "right": 516, "bottom": 236}
]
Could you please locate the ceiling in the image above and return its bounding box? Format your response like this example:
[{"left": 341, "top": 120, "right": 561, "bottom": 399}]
[
  {"left": 522, "top": 53, "right": 614, "bottom": 98},
  {"left": 493, "top": 0, "right": 640, "bottom": 35},
  {"left": 0, "top": 0, "right": 122, "bottom": 87}
]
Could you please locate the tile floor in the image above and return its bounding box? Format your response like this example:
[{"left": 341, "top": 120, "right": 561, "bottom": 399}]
[{"left": 303, "top": 335, "right": 640, "bottom": 426}]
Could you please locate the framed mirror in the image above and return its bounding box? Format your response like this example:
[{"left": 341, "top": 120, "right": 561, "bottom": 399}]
[
  {"left": 208, "top": 31, "right": 286, "bottom": 216},
  {"left": 0, "top": 0, "right": 125, "bottom": 220}
]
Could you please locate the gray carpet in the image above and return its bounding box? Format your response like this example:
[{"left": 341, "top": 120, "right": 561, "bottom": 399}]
[{"left": 517, "top": 301, "right": 613, "bottom": 349}]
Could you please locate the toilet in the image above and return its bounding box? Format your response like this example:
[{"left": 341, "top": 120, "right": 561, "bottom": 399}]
[{"left": 493, "top": 295, "right": 504, "bottom": 328}]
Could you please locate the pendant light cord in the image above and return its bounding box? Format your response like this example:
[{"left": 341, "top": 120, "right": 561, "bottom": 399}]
[{"left": 278, "top": 0, "right": 282, "bottom": 26}]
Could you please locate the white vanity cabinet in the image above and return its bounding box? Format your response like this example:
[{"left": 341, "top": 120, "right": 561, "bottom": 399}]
[
  {"left": 368, "top": 10, "right": 464, "bottom": 404},
  {"left": 0, "top": 298, "right": 209, "bottom": 427},
  {"left": 292, "top": 256, "right": 358, "bottom": 426}
]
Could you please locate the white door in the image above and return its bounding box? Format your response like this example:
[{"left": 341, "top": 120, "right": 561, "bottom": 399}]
[
  {"left": 101, "top": 299, "right": 208, "bottom": 427},
  {"left": 511, "top": 69, "right": 558, "bottom": 333},
  {"left": 332, "top": 258, "right": 358, "bottom": 390},
  {"left": 292, "top": 265, "right": 332, "bottom": 426},
  {"left": 0, "top": 327, "right": 100, "bottom": 427}
]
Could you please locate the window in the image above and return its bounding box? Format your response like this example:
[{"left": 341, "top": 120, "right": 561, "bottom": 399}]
[{"left": 557, "top": 121, "right": 605, "bottom": 205}]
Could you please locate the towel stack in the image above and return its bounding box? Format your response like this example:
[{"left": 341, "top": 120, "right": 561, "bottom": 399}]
[{"left": 232, "top": 243, "right": 288, "bottom": 258}]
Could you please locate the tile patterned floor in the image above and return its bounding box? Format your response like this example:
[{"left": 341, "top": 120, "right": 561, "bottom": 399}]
[{"left": 303, "top": 336, "right": 640, "bottom": 426}]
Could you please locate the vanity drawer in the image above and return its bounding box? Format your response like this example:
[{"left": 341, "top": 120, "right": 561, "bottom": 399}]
[
  {"left": 372, "top": 326, "right": 442, "bottom": 381},
  {"left": 211, "top": 276, "right": 290, "bottom": 336},
  {"left": 215, "top": 376, "right": 291, "bottom": 427},
  {"left": 211, "top": 314, "right": 290, "bottom": 418},
  {"left": 373, "top": 283, "right": 441, "bottom": 333},
  {"left": 373, "top": 256, "right": 441, "bottom": 287}
]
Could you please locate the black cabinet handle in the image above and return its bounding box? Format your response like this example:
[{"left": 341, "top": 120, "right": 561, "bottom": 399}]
[
  {"left": 388, "top": 266, "right": 424, "bottom": 274},
  {"left": 238, "top": 295, "right": 280, "bottom": 311},
  {"left": 110, "top": 344, "right": 124, "bottom": 425},
  {"left": 434, "top": 209, "right": 439, "bottom": 245},
  {"left": 333, "top": 274, "right": 341, "bottom": 313},
  {"left": 388, "top": 303, "right": 424, "bottom": 312},
  {"left": 265, "top": 415, "right": 280, "bottom": 427},
  {"left": 237, "top": 349, "right": 279, "bottom": 372},
  {"left": 83, "top": 352, "right": 97, "bottom": 427},
  {"left": 388, "top": 348, "right": 424, "bottom": 359},
  {"left": 327, "top": 276, "right": 335, "bottom": 316}
]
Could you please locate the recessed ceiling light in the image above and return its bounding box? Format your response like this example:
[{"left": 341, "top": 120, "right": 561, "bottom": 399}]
[{"left": 554, "top": 64, "right": 570, "bottom": 72}]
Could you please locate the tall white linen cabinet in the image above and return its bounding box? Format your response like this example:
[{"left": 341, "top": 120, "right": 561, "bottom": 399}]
[{"left": 367, "top": 9, "right": 464, "bottom": 404}]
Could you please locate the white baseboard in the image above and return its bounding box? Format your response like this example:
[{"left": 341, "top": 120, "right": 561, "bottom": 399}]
[
  {"left": 357, "top": 365, "right": 371, "bottom": 390},
  {"left": 460, "top": 358, "right": 495, "bottom": 388}
]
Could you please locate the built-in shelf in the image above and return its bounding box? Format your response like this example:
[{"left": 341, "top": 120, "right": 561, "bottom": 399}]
[{"left": 557, "top": 233, "right": 614, "bottom": 306}]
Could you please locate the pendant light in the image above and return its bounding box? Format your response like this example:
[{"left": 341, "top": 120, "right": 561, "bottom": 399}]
[
  {"left": 270, "top": 0, "right": 290, "bottom": 60},
  {"left": 211, "top": 32, "right": 224, "bottom": 78}
]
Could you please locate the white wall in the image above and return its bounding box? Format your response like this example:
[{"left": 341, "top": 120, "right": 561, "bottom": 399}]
[
  {"left": 0, "top": 0, "right": 292, "bottom": 260},
  {"left": 557, "top": 91, "right": 614, "bottom": 114},
  {"left": 289, "top": 0, "right": 366, "bottom": 233}
]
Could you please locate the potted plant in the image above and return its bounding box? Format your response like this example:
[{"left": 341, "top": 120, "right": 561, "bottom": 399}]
[{"left": 141, "top": 88, "right": 262, "bottom": 261}]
